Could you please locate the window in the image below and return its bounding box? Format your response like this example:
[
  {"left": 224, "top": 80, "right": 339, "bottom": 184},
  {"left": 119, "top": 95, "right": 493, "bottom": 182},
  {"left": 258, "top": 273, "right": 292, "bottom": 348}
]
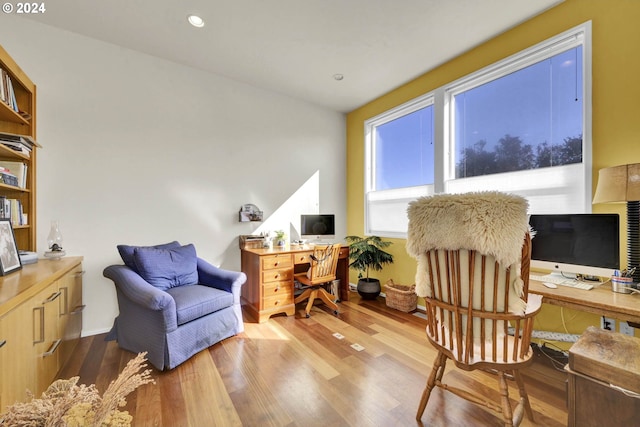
[
  {"left": 365, "top": 96, "right": 434, "bottom": 237},
  {"left": 364, "top": 22, "right": 591, "bottom": 237}
]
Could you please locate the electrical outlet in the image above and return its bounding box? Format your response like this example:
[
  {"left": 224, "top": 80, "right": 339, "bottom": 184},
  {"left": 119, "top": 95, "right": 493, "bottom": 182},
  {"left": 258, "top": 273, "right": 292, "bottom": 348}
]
[
  {"left": 620, "top": 321, "right": 635, "bottom": 336},
  {"left": 601, "top": 316, "right": 616, "bottom": 331}
]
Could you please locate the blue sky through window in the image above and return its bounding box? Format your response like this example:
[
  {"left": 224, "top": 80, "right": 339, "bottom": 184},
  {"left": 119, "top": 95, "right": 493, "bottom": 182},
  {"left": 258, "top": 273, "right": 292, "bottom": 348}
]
[
  {"left": 374, "top": 104, "right": 434, "bottom": 190},
  {"left": 455, "top": 46, "right": 583, "bottom": 163}
]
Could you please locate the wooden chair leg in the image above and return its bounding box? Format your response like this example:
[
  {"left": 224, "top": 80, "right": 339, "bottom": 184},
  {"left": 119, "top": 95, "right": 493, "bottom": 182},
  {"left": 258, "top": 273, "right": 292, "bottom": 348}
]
[
  {"left": 416, "top": 351, "right": 447, "bottom": 421},
  {"left": 497, "top": 371, "right": 514, "bottom": 427},
  {"left": 513, "top": 369, "right": 534, "bottom": 421},
  {"left": 317, "top": 288, "right": 338, "bottom": 312},
  {"left": 294, "top": 288, "right": 312, "bottom": 304},
  {"left": 304, "top": 289, "right": 318, "bottom": 317}
]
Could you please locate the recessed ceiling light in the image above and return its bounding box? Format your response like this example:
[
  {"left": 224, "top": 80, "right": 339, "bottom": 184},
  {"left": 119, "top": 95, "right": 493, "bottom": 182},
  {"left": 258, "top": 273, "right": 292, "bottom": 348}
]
[
  {"left": 333, "top": 74, "right": 344, "bottom": 81},
  {"left": 187, "top": 15, "right": 205, "bottom": 28}
]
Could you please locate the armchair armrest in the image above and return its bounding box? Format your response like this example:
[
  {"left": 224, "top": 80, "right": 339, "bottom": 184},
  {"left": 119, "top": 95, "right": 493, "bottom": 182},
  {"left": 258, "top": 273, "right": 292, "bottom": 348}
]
[
  {"left": 103, "top": 265, "right": 175, "bottom": 312},
  {"left": 197, "top": 258, "right": 246, "bottom": 296}
]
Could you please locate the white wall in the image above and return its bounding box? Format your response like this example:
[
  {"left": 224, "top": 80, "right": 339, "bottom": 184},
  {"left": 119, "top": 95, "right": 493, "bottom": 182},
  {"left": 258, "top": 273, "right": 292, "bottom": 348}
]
[{"left": 0, "top": 17, "right": 346, "bottom": 335}]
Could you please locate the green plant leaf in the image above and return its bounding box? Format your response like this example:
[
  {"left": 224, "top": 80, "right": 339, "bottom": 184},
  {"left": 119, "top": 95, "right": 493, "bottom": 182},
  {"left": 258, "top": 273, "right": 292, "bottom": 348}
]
[{"left": 345, "top": 235, "right": 394, "bottom": 280}]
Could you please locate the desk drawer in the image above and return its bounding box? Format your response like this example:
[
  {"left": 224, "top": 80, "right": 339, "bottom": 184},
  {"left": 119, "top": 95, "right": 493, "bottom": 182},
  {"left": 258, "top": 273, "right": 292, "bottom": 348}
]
[
  {"left": 263, "top": 293, "right": 293, "bottom": 310},
  {"left": 262, "top": 268, "right": 292, "bottom": 283},
  {"left": 294, "top": 251, "right": 313, "bottom": 265},
  {"left": 263, "top": 281, "right": 292, "bottom": 298},
  {"left": 294, "top": 247, "right": 348, "bottom": 265},
  {"left": 261, "top": 254, "right": 292, "bottom": 270}
]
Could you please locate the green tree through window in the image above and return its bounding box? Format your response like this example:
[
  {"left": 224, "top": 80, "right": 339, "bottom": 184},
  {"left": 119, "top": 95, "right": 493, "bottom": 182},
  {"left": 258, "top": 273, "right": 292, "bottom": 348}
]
[{"left": 456, "top": 133, "right": 582, "bottom": 177}]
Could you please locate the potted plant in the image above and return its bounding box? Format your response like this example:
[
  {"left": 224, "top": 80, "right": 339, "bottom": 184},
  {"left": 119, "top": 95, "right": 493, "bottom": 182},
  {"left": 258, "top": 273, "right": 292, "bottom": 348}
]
[
  {"left": 274, "top": 230, "right": 286, "bottom": 247},
  {"left": 345, "top": 235, "right": 394, "bottom": 300}
]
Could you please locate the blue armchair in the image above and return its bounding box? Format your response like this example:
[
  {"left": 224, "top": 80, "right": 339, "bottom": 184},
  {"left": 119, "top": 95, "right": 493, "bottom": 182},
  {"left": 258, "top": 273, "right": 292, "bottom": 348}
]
[{"left": 103, "top": 242, "right": 246, "bottom": 370}]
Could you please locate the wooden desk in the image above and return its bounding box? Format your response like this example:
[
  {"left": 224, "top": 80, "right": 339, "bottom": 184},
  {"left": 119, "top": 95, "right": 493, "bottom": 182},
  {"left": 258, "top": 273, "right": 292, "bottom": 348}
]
[
  {"left": 241, "top": 245, "right": 349, "bottom": 323},
  {"left": 529, "top": 279, "right": 640, "bottom": 323}
]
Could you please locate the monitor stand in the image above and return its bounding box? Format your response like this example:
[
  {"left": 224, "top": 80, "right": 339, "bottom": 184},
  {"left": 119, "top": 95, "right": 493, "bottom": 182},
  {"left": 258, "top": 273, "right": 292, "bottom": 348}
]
[{"left": 305, "top": 237, "right": 337, "bottom": 246}]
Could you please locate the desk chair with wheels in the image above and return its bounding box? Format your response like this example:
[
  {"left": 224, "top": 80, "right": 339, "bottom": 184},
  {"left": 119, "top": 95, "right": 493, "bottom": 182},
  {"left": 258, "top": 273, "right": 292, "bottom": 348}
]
[
  {"left": 406, "top": 192, "right": 542, "bottom": 427},
  {"left": 294, "top": 244, "right": 341, "bottom": 318}
]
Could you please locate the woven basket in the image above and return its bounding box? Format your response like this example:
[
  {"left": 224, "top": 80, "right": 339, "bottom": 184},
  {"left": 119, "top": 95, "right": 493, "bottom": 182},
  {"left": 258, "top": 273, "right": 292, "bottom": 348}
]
[{"left": 384, "top": 279, "right": 417, "bottom": 312}]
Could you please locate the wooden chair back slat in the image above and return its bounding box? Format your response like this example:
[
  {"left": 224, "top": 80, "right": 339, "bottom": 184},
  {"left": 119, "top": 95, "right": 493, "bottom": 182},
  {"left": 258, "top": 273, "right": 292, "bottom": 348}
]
[
  {"left": 306, "top": 244, "right": 341, "bottom": 284},
  {"left": 422, "top": 235, "right": 536, "bottom": 365}
]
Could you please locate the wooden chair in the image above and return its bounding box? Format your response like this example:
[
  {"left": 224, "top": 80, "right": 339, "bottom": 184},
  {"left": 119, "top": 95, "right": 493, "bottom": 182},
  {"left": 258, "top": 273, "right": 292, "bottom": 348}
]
[
  {"left": 406, "top": 192, "right": 542, "bottom": 427},
  {"left": 294, "top": 244, "right": 341, "bottom": 318}
]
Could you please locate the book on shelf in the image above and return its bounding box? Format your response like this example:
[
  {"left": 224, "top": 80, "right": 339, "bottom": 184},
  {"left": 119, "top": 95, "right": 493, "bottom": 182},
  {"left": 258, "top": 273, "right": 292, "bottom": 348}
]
[
  {"left": 0, "top": 68, "right": 5, "bottom": 104},
  {"left": 0, "top": 141, "right": 30, "bottom": 157},
  {"left": 0, "top": 131, "right": 38, "bottom": 148},
  {"left": 6, "top": 198, "right": 23, "bottom": 226},
  {"left": 0, "top": 197, "right": 22, "bottom": 225},
  {"left": 0, "top": 171, "right": 18, "bottom": 187},
  {"left": 0, "top": 161, "right": 27, "bottom": 188},
  {"left": 1, "top": 68, "right": 18, "bottom": 112}
]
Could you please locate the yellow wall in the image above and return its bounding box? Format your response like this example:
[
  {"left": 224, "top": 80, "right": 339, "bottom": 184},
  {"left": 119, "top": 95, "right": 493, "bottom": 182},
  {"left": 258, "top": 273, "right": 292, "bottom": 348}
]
[{"left": 346, "top": 0, "right": 640, "bottom": 346}]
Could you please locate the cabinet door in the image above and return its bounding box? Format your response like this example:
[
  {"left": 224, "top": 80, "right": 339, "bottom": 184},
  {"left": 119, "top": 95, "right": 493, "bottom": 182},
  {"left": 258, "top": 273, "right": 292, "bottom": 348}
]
[
  {"left": 33, "top": 283, "right": 62, "bottom": 394},
  {"left": 58, "top": 265, "right": 84, "bottom": 364},
  {"left": 0, "top": 300, "right": 37, "bottom": 412}
]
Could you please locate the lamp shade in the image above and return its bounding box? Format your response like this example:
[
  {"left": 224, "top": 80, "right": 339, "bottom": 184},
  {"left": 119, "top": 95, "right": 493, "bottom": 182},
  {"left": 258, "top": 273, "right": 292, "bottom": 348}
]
[{"left": 593, "top": 163, "right": 640, "bottom": 203}]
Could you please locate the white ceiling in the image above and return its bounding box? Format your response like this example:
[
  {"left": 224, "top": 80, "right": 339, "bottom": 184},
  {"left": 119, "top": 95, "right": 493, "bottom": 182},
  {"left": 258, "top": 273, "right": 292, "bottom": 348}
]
[{"left": 23, "top": 0, "right": 563, "bottom": 112}]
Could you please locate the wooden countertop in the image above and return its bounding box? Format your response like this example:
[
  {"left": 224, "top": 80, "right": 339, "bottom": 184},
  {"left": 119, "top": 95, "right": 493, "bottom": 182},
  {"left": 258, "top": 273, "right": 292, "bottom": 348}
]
[
  {"left": 0, "top": 256, "right": 83, "bottom": 317},
  {"left": 529, "top": 278, "right": 640, "bottom": 323}
]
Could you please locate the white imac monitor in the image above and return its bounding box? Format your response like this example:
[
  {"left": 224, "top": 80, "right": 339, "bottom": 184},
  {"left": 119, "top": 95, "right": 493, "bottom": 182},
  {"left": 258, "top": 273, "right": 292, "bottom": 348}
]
[
  {"left": 300, "top": 214, "right": 335, "bottom": 242},
  {"left": 529, "top": 214, "right": 620, "bottom": 278}
]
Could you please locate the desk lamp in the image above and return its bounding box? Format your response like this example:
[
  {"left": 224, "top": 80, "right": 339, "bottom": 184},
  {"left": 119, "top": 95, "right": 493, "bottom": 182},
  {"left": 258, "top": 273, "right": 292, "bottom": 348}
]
[{"left": 593, "top": 163, "right": 640, "bottom": 283}]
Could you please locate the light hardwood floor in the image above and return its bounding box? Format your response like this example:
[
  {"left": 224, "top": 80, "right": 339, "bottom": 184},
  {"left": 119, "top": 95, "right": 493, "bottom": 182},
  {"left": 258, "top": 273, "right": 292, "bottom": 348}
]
[{"left": 57, "top": 294, "right": 568, "bottom": 427}]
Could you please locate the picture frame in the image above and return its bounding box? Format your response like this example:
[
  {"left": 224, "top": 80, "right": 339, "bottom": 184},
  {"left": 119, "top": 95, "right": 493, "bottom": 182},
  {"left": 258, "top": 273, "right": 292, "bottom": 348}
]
[{"left": 0, "top": 219, "right": 21, "bottom": 275}]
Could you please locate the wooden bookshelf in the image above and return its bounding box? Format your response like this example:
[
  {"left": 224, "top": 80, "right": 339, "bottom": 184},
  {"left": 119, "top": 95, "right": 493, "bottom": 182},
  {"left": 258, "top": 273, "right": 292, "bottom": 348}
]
[{"left": 0, "top": 44, "right": 37, "bottom": 251}]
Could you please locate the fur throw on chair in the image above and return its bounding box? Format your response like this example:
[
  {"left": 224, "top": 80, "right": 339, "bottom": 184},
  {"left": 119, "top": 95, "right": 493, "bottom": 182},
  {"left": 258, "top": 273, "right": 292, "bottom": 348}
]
[
  {"left": 406, "top": 191, "right": 530, "bottom": 307},
  {"left": 406, "top": 191, "right": 529, "bottom": 266}
]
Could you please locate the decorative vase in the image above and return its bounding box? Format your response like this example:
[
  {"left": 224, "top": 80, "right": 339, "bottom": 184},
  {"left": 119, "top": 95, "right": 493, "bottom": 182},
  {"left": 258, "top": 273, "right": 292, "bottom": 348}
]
[{"left": 357, "top": 278, "right": 381, "bottom": 300}]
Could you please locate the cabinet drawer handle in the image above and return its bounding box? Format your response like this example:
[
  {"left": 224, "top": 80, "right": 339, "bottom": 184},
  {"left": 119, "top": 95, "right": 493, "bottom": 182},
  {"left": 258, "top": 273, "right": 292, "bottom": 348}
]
[
  {"left": 274, "top": 287, "right": 279, "bottom": 292},
  {"left": 70, "top": 304, "right": 86, "bottom": 315},
  {"left": 274, "top": 262, "right": 279, "bottom": 267},
  {"left": 43, "top": 291, "right": 61, "bottom": 304},
  {"left": 43, "top": 339, "right": 62, "bottom": 357},
  {"left": 33, "top": 306, "right": 44, "bottom": 344},
  {"left": 0, "top": 339, "right": 6, "bottom": 348},
  {"left": 60, "top": 287, "right": 69, "bottom": 315},
  {"left": 274, "top": 274, "right": 280, "bottom": 279},
  {"left": 74, "top": 270, "right": 86, "bottom": 277},
  {"left": 274, "top": 300, "right": 279, "bottom": 305}
]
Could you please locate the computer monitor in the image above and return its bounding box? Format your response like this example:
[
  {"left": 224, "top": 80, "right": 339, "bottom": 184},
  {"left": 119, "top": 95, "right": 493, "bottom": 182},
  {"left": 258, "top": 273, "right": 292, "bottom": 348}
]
[
  {"left": 300, "top": 214, "right": 336, "bottom": 241},
  {"left": 529, "top": 213, "right": 620, "bottom": 278}
]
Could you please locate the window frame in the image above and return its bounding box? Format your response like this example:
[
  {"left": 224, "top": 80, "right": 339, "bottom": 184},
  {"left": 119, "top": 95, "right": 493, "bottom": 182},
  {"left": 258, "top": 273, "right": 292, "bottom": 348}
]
[{"left": 363, "top": 22, "right": 592, "bottom": 238}]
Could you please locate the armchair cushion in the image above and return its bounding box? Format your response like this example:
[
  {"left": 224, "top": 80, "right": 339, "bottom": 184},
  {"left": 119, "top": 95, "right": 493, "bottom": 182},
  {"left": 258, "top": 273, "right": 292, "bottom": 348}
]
[
  {"left": 117, "top": 241, "right": 180, "bottom": 273},
  {"left": 133, "top": 243, "right": 198, "bottom": 291},
  {"left": 166, "top": 284, "right": 234, "bottom": 325}
]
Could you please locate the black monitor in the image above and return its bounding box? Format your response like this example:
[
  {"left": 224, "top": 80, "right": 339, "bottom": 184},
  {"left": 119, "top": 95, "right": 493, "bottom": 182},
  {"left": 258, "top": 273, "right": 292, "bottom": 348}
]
[
  {"left": 529, "top": 213, "right": 620, "bottom": 278},
  {"left": 300, "top": 214, "right": 336, "bottom": 241}
]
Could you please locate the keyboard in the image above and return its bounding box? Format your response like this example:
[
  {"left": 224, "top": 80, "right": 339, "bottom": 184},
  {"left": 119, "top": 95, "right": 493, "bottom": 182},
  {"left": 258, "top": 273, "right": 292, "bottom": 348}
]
[{"left": 529, "top": 274, "right": 594, "bottom": 290}]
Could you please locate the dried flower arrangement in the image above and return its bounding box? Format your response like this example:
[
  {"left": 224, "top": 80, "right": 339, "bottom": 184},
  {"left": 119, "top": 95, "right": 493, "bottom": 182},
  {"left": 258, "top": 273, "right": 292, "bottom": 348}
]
[{"left": 0, "top": 352, "right": 155, "bottom": 427}]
